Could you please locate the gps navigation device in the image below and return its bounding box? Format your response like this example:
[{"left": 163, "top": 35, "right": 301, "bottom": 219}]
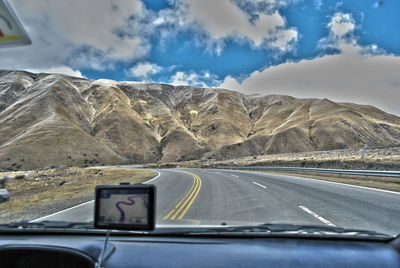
[{"left": 94, "top": 184, "right": 156, "bottom": 230}]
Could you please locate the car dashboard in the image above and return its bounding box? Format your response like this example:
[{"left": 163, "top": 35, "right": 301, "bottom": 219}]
[{"left": 0, "top": 231, "right": 400, "bottom": 268}]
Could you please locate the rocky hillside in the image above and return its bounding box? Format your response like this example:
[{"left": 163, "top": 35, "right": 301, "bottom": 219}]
[{"left": 1, "top": 70, "right": 400, "bottom": 170}]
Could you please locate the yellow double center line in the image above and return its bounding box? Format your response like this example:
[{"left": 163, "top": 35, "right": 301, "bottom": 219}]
[{"left": 163, "top": 171, "right": 202, "bottom": 221}]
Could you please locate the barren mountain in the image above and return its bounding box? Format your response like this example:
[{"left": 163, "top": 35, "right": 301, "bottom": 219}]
[{"left": 1, "top": 70, "right": 400, "bottom": 170}]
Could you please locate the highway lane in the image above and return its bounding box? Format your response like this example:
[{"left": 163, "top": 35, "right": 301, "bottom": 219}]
[
  {"left": 33, "top": 168, "right": 400, "bottom": 236},
  {"left": 197, "top": 169, "right": 400, "bottom": 235}
]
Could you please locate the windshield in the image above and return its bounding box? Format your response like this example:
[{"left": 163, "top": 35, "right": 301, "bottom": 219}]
[{"left": 0, "top": 0, "right": 399, "bottom": 238}]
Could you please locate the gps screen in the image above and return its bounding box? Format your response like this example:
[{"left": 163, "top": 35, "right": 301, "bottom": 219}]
[{"left": 94, "top": 185, "right": 156, "bottom": 230}]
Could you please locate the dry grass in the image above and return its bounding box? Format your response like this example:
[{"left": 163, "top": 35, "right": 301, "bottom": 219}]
[
  {"left": 0, "top": 167, "right": 156, "bottom": 221},
  {"left": 208, "top": 147, "right": 400, "bottom": 167},
  {"left": 257, "top": 170, "right": 400, "bottom": 192}
]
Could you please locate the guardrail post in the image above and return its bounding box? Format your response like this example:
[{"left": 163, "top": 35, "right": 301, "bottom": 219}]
[{"left": 365, "top": 175, "right": 369, "bottom": 180}]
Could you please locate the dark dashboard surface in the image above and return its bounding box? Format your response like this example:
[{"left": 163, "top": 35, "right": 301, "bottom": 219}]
[{"left": 1, "top": 233, "right": 400, "bottom": 268}]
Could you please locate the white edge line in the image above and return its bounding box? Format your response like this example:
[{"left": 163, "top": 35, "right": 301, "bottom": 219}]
[
  {"left": 31, "top": 200, "right": 94, "bottom": 222},
  {"left": 299, "top": 205, "right": 336, "bottom": 227},
  {"left": 143, "top": 170, "right": 161, "bottom": 184},
  {"left": 231, "top": 169, "right": 400, "bottom": 195},
  {"left": 252, "top": 181, "right": 267, "bottom": 189},
  {"left": 31, "top": 170, "right": 161, "bottom": 222}
]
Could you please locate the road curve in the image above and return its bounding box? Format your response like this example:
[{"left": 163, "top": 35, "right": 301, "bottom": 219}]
[{"left": 34, "top": 168, "right": 400, "bottom": 236}]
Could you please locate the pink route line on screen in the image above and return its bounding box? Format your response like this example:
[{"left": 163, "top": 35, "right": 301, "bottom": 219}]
[{"left": 116, "top": 196, "right": 136, "bottom": 223}]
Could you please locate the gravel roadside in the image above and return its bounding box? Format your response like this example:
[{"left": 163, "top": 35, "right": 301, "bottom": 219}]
[{"left": 0, "top": 167, "right": 156, "bottom": 223}]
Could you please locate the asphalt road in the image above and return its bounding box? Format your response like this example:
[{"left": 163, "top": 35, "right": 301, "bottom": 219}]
[{"left": 33, "top": 168, "right": 400, "bottom": 236}]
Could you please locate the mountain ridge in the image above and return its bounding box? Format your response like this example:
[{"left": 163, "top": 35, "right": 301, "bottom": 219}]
[{"left": 1, "top": 70, "right": 400, "bottom": 170}]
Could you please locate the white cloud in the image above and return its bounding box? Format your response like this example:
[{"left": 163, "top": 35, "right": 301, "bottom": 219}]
[
  {"left": 220, "top": 52, "right": 400, "bottom": 115},
  {"left": 128, "top": 62, "right": 162, "bottom": 79},
  {"left": 17, "top": 0, "right": 147, "bottom": 61},
  {"left": 329, "top": 13, "right": 355, "bottom": 38},
  {"left": 170, "top": 71, "right": 220, "bottom": 87},
  {"left": 220, "top": 13, "right": 400, "bottom": 116},
  {"left": 171, "top": 72, "right": 201, "bottom": 86},
  {"left": 318, "top": 12, "right": 357, "bottom": 52},
  {"left": 25, "top": 67, "right": 84, "bottom": 78},
  {"left": 269, "top": 28, "right": 298, "bottom": 51},
  {"left": 183, "top": 0, "right": 297, "bottom": 49}
]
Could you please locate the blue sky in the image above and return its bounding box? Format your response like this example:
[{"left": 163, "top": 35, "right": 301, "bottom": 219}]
[{"left": 1, "top": 0, "right": 400, "bottom": 115}]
